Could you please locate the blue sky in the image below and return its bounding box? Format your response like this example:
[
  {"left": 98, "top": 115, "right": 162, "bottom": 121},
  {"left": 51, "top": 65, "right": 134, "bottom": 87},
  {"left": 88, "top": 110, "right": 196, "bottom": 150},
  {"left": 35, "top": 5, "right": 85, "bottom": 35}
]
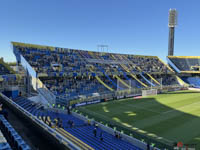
[{"left": 0, "top": 0, "right": 200, "bottom": 62}]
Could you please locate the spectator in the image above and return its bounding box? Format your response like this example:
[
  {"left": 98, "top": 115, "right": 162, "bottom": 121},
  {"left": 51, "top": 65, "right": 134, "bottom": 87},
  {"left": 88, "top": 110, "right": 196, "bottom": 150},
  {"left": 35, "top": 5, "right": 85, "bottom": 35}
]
[
  {"left": 15, "top": 44, "right": 174, "bottom": 103},
  {"left": 53, "top": 118, "right": 58, "bottom": 127},
  {"left": 67, "top": 106, "right": 71, "bottom": 114},
  {"left": 44, "top": 116, "right": 48, "bottom": 124},
  {"left": 100, "top": 131, "right": 103, "bottom": 141},
  {"left": 68, "top": 120, "right": 74, "bottom": 128},
  {"left": 147, "top": 143, "right": 150, "bottom": 150},
  {"left": 71, "top": 120, "right": 74, "bottom": 128},
  {"left": 114, "top": 131, "right": 118, "bottom": 138},
  {"left": 49, "top": 121, "right": 52, "bottom": 127},
  {"left": 118, "top": 133, "right": 121, "bottom": 139},
  {"left": 67, "top": 120, "right": 71, "bottom": 126},
  {"left": 87, "top": 119, "right": 91, "bottom": 126},
  {"left": 93, "top": 128, "right": 97, "bottom": 137},
  {"left": 94, "top": 122, "right": 98, "bottom": 128},
  {"left": 56, "top": 118, "right": 60, "bottom": 126},
  {"left": 58, "top": 119, "right": 63, "bottom": 128}
]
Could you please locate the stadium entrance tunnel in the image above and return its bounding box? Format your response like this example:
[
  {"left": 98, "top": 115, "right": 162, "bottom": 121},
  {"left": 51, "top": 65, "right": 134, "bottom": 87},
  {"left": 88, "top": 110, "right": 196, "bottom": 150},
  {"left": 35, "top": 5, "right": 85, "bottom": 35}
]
[{"left": 77, "top": 90, "right": 200, "bottom": 149}]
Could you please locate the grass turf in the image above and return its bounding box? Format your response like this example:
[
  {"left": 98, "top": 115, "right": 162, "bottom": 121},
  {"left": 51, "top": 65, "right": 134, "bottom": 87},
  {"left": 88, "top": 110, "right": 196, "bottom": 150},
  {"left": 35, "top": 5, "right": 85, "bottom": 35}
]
[{"left": 77, "top": 90, "right": 200, "bottom": 149}]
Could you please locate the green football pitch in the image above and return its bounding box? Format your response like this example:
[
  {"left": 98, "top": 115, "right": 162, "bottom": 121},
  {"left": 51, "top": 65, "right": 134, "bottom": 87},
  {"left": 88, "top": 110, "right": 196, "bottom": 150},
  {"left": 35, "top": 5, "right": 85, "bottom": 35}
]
[{"left": 77, "top": 90, "right": 200, "bottom": 149}]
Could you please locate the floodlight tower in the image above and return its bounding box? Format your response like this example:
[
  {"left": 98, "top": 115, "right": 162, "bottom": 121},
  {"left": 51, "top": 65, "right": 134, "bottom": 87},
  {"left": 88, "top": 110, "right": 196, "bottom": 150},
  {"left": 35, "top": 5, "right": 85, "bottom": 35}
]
[{"left": 168, "top": 9, "right": 177, "bottom": 56}]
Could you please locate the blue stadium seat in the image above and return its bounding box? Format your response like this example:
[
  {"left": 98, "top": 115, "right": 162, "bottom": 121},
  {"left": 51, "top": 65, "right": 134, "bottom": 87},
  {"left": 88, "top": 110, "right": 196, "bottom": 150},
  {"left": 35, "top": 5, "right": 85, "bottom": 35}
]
[{"left": 0, "top": 115, "right": 31, "bottom": 150}]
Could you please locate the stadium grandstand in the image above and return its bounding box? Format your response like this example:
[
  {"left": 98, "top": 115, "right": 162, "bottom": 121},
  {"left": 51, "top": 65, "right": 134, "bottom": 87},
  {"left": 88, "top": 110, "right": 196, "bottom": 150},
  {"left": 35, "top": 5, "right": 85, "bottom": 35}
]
[
  {"left": 1, "top": 38, "right": 200, "bottom": 149},
  {"left": 1, "top": 2, "right": 200, "bottom": 149},
  {"left": 2, "top": 39, "right": 200, "bottom": 149},
  {"left": 168, "top": 56, "right": 200, "bottom": 88},
  {"left": 0, "top": 41, "right": 186, "bottom": 150},
  {"left": 0, "top": 41, "right": 184, "bottom": 149},
  {"left": 13, "top": 42, "right": 179, "bottom": 105}
]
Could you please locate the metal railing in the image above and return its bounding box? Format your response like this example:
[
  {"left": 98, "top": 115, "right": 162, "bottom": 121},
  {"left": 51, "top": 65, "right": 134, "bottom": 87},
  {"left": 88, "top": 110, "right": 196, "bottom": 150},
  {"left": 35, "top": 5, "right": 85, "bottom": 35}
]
[{"left": 0, "top": 92, "right": 81, "bottom": 150}]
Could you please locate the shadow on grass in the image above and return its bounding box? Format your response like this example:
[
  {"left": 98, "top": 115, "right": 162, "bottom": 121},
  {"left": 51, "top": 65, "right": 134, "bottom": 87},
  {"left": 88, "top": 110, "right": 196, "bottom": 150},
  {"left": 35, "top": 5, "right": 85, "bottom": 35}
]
[{"left": 77, "top": 92, "right": 200, "bottom": 150}]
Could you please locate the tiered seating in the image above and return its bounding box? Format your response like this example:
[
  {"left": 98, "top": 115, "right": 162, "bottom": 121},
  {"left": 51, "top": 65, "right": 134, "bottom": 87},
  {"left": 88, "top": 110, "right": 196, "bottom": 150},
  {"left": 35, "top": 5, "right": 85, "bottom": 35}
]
[
  {"left": 151, "top": 74, "right": 178, "bottom": 86},
  {"left": 13, "top": 42, "right": 171, "bottom": 75},
  {"left": 42, "top": 77, "right": 111, "bottom": 99},
  {"left": 168, "top": 56, "right": 200, "bottom": 72},
  {"left": 13, "top": 97, "right": 42, "bottom": 115},
  {"left": 142, "top": 73, "right": 161, "bottom": 86},
  {"left": 140, "top": 73, "right": 155, "bottom": 86},
  {"left": 65, "top": 126, "right": 141, "bottom": 150},
  {"left": 13, "top": 97, "right": 142, "bottom": 150},
  {"left": 0, "top": 128, "right": 12, "bottom": 150},
  {"left": 13, "top": 42, "right": 176, "bottom": 100},
  {"left": 181, "top": 77, "right": 200, "bottom": 88},
  {"left": 0, "top": 115, "right": 30, "bottom": 150}
]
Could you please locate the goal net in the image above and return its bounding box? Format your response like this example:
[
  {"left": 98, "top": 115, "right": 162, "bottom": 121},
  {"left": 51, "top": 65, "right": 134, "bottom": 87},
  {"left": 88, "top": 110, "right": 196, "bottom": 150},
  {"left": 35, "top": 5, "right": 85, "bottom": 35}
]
[{"left": 142, "top": 89, "right": 157, "bottom": 97}]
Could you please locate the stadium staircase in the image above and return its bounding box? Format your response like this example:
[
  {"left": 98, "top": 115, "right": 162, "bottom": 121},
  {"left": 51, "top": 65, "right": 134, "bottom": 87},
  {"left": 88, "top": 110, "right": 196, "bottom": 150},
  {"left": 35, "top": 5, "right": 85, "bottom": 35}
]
[
  {"left": 117, "top": 67, "right": 143, "bottom": 88},
  {"left": 12, "top": 96, "right": 143, "bottom": 150},
  {"left": 90, "top": 53, "right": 143, "bottom": 90},
  {"left": 123, "top": 55, "right": 157, "bottom": 87},
  {"left": 95, "top": 76, "right": 114, "bottom": 91},
  {"left": 114, "top": 75, "right": 131, "bottom": 89},
  {"left": 109, "top": 55, "right": 132, "bottom": 89},
  {"left": 136, "top": 65, "right": 160, "bottom": 86},
  {"left": 89, "top": 67, "right": 114, "bottom": 91},
  {"left": 97, "top": 66, "right": 124, "bottom": 90},
  {"left": 88, "top": 53, "right": 129, "bottom": 90},
  {"left": 120, "top": 63, "right": 147, "bottom": 87},
  {"left": 146, "top": 73, "right": 160, "bottom": 86},
  {"left": 140, "top": 73, "right": 155, "bottom": 87},
  {"left": 117, "top": 67, "right": 131, "bottom": 81},
  {"left": 124, "top": 55, "right": 162, "bottom": 87},
  {"left": 112, "top": 54, "right": 148, "bottom": 88}
]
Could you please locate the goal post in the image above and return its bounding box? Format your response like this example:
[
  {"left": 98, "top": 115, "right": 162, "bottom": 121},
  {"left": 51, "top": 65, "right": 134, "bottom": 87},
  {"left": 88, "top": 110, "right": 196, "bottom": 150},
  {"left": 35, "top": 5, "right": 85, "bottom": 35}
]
[{"left": 142, "top": 89, "right": 157, "bottom": 97}]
